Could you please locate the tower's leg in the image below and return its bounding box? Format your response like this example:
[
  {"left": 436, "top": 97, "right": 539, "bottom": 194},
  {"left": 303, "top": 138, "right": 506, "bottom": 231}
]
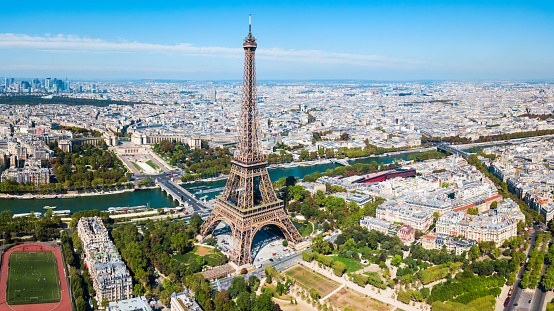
[
  {"left": 200, "top": 205, "right": 224, "bottom": 236},
  {"left": 275, "top": 211, "right": 304, "bottom": 245},
  {"left": 231, "top": 220, "right": 254, "bottom": 266}
]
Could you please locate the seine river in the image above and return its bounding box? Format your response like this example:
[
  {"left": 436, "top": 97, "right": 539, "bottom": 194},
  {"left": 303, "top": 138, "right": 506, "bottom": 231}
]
[{"left": 0, "top": 151, "right": 421, "bottom": 214}]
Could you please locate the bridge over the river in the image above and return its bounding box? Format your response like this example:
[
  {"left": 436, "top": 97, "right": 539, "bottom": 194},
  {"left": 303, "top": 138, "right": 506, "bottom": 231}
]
[
  {"left": 155, "top": 178, "right": 211, "bottom": 214},
  {"left": 437, "top": 143, "right": 469, "bottom": 158}
]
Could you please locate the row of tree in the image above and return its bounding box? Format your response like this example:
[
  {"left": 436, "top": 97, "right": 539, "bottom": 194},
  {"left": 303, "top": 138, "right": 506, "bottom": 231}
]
[
  {"left": 422, "top": 127, "right": 554, "bottom": 145},
  {"left": 0, "top": 209, "right": 61, "bottom": 242}
]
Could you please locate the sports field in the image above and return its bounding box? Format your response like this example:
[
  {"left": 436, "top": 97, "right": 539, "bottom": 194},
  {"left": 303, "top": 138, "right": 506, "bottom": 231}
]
[
  {"left": 6, "top": 251, "right": 61, "bottom": 305},
  {"left": 284, "top": 265, "right": 340, "bottom": 298},
  {"left": 327, "top": 287, "right": 393, "bottom": 311}
]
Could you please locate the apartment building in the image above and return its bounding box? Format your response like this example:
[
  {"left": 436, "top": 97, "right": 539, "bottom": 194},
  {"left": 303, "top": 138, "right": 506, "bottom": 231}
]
[
  {"left": 360, "top": 216, "right": 391, "bottom": 234},
  {"left": 77, "top": 217, "right": 133, "bottom": 303},
  {"left": 436, "top": 211, "right": 517, "bottom": 245},
  {"left": 0, "top": 166, "right": 50, "bottom": 186},
  {"left": 422, "top": 233, "right": 477, "bottom": 256},
  {"left": 376, "top": 201, "right": 434, "bottom": 231}
]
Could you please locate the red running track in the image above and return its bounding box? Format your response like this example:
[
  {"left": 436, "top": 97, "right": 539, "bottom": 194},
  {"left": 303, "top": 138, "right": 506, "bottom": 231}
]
[{"left": 0, "top": 243, "right": 72, "bottom": 311}]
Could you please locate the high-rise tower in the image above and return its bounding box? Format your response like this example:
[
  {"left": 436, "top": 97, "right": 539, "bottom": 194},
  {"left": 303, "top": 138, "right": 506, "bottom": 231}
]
[{"left": 200, "top": 16, "right": 304, "bottom": 266}]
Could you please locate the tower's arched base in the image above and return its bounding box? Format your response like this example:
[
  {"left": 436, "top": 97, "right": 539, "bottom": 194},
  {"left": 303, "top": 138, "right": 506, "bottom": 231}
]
[{"left": 200, "top": 198, "right": 303, "bottom": 266}]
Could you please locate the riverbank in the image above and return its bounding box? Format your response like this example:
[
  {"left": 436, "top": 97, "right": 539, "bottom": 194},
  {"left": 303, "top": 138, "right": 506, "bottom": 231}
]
[
  {"left": 0, "top": 186, "right": 160, "bottom": 200},
  {"left": 0, "top": 187, "right": 178, "bottom": 214}
]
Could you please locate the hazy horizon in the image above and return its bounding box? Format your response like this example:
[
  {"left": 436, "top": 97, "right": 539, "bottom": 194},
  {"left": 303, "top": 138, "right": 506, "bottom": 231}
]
[{"left": 1, "top": 0, "right": 553, "bottom": 80}]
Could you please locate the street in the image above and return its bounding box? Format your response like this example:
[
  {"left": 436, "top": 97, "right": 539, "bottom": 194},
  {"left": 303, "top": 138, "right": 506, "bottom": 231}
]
[{"left": 505, "top": 225, "right": 539, "bottom": 311}]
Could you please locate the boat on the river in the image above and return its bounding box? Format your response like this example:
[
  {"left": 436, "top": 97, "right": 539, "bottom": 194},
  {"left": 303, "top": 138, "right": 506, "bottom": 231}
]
[
  {"left": 58, "top": 195, "right": 77, "bottom": 199},
  {"left": 108, "top": 205, "right": 147, "bottom": 213},
  {"left": 37, "top": 195, "right": 58, "bottom": 199},
  {"left": 20, "top": 196, "right": 33, "bottom": 199},
  {"left": 43, "top": 206, "right": 57, "bottom": 209}
]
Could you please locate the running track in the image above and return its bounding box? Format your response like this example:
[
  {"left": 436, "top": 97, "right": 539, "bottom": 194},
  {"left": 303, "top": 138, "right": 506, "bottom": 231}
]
[{"left": 0, "top": 244, "right": 71, "bottom": 311}]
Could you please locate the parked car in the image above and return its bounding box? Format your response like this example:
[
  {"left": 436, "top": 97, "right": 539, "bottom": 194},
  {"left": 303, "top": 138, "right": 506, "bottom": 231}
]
[{"left": 504, "top": 297, "right": 510, "bottom": 307}]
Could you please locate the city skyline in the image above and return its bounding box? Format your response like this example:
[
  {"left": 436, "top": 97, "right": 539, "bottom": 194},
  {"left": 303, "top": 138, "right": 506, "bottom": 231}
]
[{"left": 1, "top": 0, "right": 553, "bottom": 80}]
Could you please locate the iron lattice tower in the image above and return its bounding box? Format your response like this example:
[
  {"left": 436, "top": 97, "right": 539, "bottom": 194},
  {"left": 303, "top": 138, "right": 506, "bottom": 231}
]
[{"left": 200, "top": 16, "right": 303, "bottom": 266}]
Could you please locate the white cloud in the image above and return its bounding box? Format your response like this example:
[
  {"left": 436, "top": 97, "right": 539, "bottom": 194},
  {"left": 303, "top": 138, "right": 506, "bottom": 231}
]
[{"left": 0, "top": 33, "right": 434, "bottom": 69}]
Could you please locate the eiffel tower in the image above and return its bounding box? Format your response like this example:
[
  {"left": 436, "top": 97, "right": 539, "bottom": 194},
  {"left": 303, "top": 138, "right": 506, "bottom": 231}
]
[{"left": 200, "top": 16, "right": 304, "bottom": 266}]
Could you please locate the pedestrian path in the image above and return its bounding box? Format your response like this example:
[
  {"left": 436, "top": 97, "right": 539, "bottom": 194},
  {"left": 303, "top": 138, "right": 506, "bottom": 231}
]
[{"left": 320, "top": 284, "right": 344, "bottom": 301}]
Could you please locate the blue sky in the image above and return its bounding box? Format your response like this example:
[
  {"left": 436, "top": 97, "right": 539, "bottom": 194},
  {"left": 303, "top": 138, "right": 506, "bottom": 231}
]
[{"left": 0, "top": 0, "right": 552, "bottom": 80}]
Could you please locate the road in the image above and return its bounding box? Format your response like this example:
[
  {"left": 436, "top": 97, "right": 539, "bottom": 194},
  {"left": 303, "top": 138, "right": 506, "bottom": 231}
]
[
  {"left": 505, "top": 225, "right": 539, "bottom": 311},
  {"left": 529, "top": 230, "right": 551, "bottom": 311}
]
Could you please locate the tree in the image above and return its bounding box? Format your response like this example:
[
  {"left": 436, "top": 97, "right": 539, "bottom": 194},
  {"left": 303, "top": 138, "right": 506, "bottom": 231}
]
[
  {"left": 340, "top": 132, "right": 350, "bottom": 141},
  {"left": 312, "top": 235, "right": 332, "bottom": 254},
  {"left": 190, "top": 213, "right": 203, "bottom": 233},
  {"left": 397, "top": 290, "right": 411, "bottom": 304},
  {"left": 433, "top": 211, "right": 440, "bottom": 220},
  {"left": 420, "top": 287, "right": 430, "bottom": 299},
  {"left": 133, "top": 283, "right": 145, "bottom": 297},
  {"left": 493, "top": 248, "right": 501, "bottom": 259},
  {"left": 469, "top": 244, "right": 481, "bottom": 261},
  {"left": 0, "top": 210, "right": 13, "bottom": 220},
  {"left": 228, "top": 276, "right": 249, "bottom": 298},
  {"left": 196, "top": 255, "right": 205, "bottom": 267},
  {"left": 391, "top": 254, "right": 402, "bottom": 267},
  {"left": 248, "top": 275, "right": 260, "bottom": 292},
  {"left": 521, "top": 271, "right": 531, "bottom": 289},
  {"left": 332, "top": 261, "right": 347, "bottom": 276},
  {"left": 411, "top": 290, "right": 423, "bottom": 302},
  {"left": 507, "top": 272, "right": 517, "bottom": 285},
  {"left": 490, "top": 201, "right": 498, "bottom": 209},
  {"left": 285, "top": 176, "right": 297, "bottom": 187},
  {"left": 76, "top": 297, "right": 87, "bottom": 311},
  {"left": 302, "top": 250, "right": 314, "bottom": 262},
  {"left": 309, "top": 288, "right": 321, "bottom": 300},
  {"left": 282, "top": 240, "right": 288, "bottom": 247},
  {"left": 542, "top": 269, "right": 554, "bottom": 290},
  {"left": 276, "top": 282, "right": 286, "bottom": 295},
  {"left": 255, "top": 293, "right": 275, "bottom": 311},
  {"left": 101, "top": 299, "right": 109, "bottom": 308},
  {"left": 236, "top": 292, "right": 253, "bottom": 311}
]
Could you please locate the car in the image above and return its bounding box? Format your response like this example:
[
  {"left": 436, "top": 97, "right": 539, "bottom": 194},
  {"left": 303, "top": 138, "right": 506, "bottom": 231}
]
[
  {"left": 529, "top": 299, "right": 531, "bottom": 303},
  {"left": 504, "top": 297, "right": 510, "bottom": 307},
  {"left": 269, "top": 258, "right": 274, "bottom": 262},
  {"left": 513, "top": 303, "right": 518, "bottom": 306}
]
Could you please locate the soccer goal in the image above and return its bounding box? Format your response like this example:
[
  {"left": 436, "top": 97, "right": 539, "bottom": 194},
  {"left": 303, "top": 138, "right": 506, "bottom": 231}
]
[{"left": 28, "top": 297, "right": 39, "bottom": 302}]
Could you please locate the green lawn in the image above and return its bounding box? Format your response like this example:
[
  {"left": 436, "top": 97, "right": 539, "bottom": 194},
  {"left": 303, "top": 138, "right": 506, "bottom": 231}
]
[
  {"left": 285, "top": 265, "right": 340, "bottom": 297},
  {"left": 204, "top": 252, "right": 226, "bottom": 266},
  {"left": 172, "top": 252, "right": 197, "bottom": 264},
  {"left": 172, "top": 246, "right": 225, "bottom": 267},
  {"left": 329, "top": 256, "right": 364, "bottom": 273},
  {"left": 146, "top": 160, "right": 159, "bottom": 171},
  {"left": 131, "top": 161, "right": 143, "bottom": 172},
  {"left": 6, "top": 251, "right": 61, "bottom": 305}
]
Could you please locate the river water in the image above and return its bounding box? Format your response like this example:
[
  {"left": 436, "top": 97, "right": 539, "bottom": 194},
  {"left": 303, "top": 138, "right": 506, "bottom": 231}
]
[
  {"left": 0, "top": 188, "right": 179, "bottom": 214},
  {"left": 182, "top": 151, "right": 421, "bottom": 201},
  {"left": 0, "top": 151, "right": 420, "bottom": 214}
]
